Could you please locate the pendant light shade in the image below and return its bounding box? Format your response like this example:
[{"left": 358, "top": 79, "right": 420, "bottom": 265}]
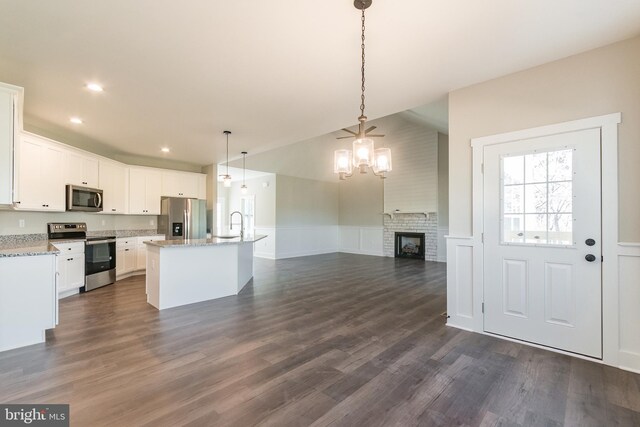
[
  {"left": 334, "top": 149, "right": 353, "bottom": 174},
  {"left": 333, "top": 0, "right": 391, "bottom": 180},
  {"left": 220, "top": 130, "right": 232, "bottom": 187},
  {"left": 240, "top": 151, "right": 248, "bottom": 194}
]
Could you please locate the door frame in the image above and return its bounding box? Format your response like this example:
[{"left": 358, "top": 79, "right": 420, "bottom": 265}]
[{"left": 470, "top": 113, "right": 621, "bottom": 365}]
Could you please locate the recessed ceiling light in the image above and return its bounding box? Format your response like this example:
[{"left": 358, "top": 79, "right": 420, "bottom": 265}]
[
  {"left": 86, "top": 83, "right": 104, "bottom": 92},
  {"left": 161, "top": 147, "right": 170, "bottom": 153},
  {"left": 70, "top": 117, "right": 83, "bottom": 124}
]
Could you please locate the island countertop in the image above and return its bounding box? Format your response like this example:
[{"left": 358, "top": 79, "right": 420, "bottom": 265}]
[{"left": 143, "top": 235, "right": 267, "bottom": 248}]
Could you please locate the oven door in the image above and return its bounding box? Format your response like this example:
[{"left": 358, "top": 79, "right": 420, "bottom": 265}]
[{"left": 85, "top": 239, "right": 116, "bottom": 275}]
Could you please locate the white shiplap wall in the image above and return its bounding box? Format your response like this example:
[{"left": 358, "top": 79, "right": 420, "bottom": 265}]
[{"left": 384, "top": 129, "right": 438, "bottom": 213}]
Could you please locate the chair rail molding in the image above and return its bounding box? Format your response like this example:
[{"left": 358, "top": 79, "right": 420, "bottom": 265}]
[{"left": 448, "top": 113, "right": 635, "bottom": 371}]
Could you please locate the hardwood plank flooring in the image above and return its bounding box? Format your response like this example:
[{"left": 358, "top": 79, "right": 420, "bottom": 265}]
[{"left": 1, "top": 253, "right": 639, "bottom": 426}]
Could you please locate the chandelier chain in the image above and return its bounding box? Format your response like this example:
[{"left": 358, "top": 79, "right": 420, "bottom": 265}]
[{"left": 360, "top": 1, "right": 366, "bottom": 120}]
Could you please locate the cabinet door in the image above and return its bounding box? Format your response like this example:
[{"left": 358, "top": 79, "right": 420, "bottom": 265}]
[
  {"left": 56, "top": 254, "right": 68, "bottom": 292},
  {"left": 124, "top": 247, "right": 136, "bottom": 273},
  {"left": 64, "top": 152, "right": 99, "bottom": 187},
  {"left": 100, "top": 161, "right": 127, "bottom": 214},
  {"left": 41, "top": 145, "right": 65, "bottom": 211},
  {"left": 116, "top": 247, "right": 126, "bottom": 276},
  {"left": 0, "top": 89, "right": 15, "bottom": 205},
  {"left": 16, "top": 136, "right": 43, "bottom": 209},
  {"left": 64, "top": 151, "right": 86, "bottom": 186},
  {"left": 83, "top": 157, "right": 99, "bottom": 188},
  {"left": 128, "top": 169, "right": 146, "bottom": 214},
  {"left": 145, "top": 170, "right": 162, "bottom": 214},
  {"left": 66, "top": 254, "right": 85, "bottom": 289}
]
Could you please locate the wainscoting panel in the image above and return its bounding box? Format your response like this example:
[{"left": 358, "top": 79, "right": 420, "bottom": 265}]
[
  {"left": 275, "top": 226, "right": 339, "bottom": 259},
  {"left": 338, "top": 226, "right": 384, "bottom": 257},
  {"left": 446, "top": 236, "right": 475, "bottom": 330},
  {"left": 253, "top": 227, "right": 276, "bottom": 259},
  {"left": 618, "top": 243, "right": 640, "bottom": 373}
]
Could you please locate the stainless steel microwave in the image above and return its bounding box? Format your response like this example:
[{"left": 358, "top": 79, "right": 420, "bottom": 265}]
[{"left": 66, "top": 185, "right": 103, "bottom": 212}]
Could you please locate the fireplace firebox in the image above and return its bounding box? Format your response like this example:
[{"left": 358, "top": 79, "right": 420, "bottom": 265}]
[{"left": 394, "top": 232, "right": 425, "bottom": 260}]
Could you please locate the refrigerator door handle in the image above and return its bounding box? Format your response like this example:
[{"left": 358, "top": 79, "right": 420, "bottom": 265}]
[{"left": 184, "top": 209, "right": 189, "bottom": 239}]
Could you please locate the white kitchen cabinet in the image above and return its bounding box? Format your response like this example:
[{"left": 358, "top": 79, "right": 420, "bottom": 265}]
[
  {"left": 64, "top": 150, "right": 99, "bottom": 188},
  {"left": 197, "top": 174, "right": 206, "bottom": 200},
  {"left": 52, "top": 241, "right": 85, "bottom": 295},
  {"left": 99, "top": 160, "right": 127, "bottom": 214},
  {"left": 136, "top": 235, "right": 164, "bottom": 270},
  {"left": 0, "top": 254, "right": 56, "bottom": 352},
  {"left": 161, "top": 171, "right": 199, "bottom": 198},
  {"left": 129, "top": 168, "right": 162, "bottom": 215},
  {"left": 116, "top": 238, "right": 137, "bottom": 276},
  {"left": 14, "top": 132, "right": 65, "bottom": 211},
  {"left": 0, "top": 82, "right": 22, "bottom": 205}
]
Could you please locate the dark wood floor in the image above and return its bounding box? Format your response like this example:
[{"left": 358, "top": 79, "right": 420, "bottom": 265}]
[{"left": 1, "top": 254, "right": 639, "bottom": 426}]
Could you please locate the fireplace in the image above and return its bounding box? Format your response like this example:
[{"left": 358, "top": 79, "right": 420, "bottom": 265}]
[{"left": 394, "top": 232, "right": 425, "bottom": 260}]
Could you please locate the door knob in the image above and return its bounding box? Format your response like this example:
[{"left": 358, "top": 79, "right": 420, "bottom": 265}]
[
  {"left": 585, "top": 254, "right": 596, "bottom": 262},
  {"left": 585, "top": 238, "right": 596, "bottom": 246}
]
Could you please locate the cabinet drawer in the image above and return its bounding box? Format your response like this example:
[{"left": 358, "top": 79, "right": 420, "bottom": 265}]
[
  {"left": 136, "top": 235, "right": 165, "bottom": 245},
  {"left": 52, "top": 241, "right": 85, "bottom": 254},
  {"left": 116, "top": 238, "right": 136, "bottom": 248}
]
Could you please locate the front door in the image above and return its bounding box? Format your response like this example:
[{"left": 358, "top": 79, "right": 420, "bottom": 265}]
[{"left": 483, "top": 128, "right": 602, "bottom": 358}]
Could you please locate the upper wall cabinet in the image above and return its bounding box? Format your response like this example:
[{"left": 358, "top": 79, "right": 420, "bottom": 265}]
[
  {"left": 64, "top": 151, "right": 99, "bottom": 188},
  {"left": 14, "top": 133, "right": 65, "bottom": 211},
  {"left": 99, "top": 160, "right": 127, "bottom": 214},
  {"left": 0, "top": 83, "right": 23, "bottom": 205},
  {"left": 129, "top": 168, "right": 162, "bottom": 215},
  {"left": 161, "top": 171, "right": 205, "bottom": 199}
]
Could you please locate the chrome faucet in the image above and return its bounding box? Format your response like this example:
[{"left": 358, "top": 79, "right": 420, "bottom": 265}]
[{"left": 230, "top": 211, "right": 244, "bottom": 240}]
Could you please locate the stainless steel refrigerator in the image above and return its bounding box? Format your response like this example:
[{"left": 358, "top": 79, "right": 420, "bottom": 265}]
[{"left": 158, "top": 197, "right": 207, "bottom": 240}]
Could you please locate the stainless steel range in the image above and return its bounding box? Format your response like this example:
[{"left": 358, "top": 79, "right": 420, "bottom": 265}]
[{"left": 47, "top": 222, "right": 116, "bottom": 292}]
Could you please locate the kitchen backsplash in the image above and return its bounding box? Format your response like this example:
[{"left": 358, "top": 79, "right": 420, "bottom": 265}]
[{"left": 0, "top": 210, "right": 158, "bottom": 235}]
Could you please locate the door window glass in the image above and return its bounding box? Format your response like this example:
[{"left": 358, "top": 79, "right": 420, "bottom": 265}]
[{"left": 502, "top": 149, "right": 573, "bottom": 245}]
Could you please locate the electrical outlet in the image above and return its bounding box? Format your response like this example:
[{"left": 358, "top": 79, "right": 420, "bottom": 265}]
[
  {"left": 18, "top": 219, "right": 25, "bottom": 228},
  {"left": 101, "top": 219, "right": 106, "bottom": 226},
  {"left": 150, "top": 219, "right": 155, "bottom": 226}
]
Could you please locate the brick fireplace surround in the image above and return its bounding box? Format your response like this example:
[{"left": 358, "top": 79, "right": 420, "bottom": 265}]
[{"left": 383, "top": 212, "right": 438, "bottom": 261}]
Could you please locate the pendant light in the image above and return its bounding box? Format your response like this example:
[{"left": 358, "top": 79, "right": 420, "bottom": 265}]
[
  {"left": 220, "top": 130, "right": 232, "bottom": 188},
  {"left": 334, "top": 0, "right": 392, "bottom": 180},
  {"left": 240, "top": 151, "right": 248, "bottom": 195}
]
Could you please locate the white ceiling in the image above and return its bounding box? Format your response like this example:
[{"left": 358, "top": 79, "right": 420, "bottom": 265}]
[{"left": 1, "top": 0, "right": 639, "bottom": 167}]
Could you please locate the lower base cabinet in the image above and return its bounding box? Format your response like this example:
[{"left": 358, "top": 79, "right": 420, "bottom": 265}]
[
  {"left": 52, "top": 241, "right": 85, "bottom": 295},
  {"left": 0, "top": 254, "right": 56, "bottom": 352},
  {"left": 117, "top": 235, "right": 164, "bottom": 278}
]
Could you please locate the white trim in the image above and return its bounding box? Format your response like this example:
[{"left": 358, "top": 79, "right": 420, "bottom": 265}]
[{"left": 468, "top": 113, "right": 621, "bottom": 367}]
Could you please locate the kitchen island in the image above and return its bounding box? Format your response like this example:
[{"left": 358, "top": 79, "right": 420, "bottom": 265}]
[{"left": 144, "top": 235, "right": 266, "bottom": 310}]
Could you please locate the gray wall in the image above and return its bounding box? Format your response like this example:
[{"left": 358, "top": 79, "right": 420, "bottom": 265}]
[
  {"left": 338, "top": 173, "right": 383, "bottom": 227},
  {"left": 221, "top": 175, "right": 276, "bottom": 229},
  {"left": 275, "top": 175, "right": 338, "bottom": 227},
  {"left": 449, "top": 35, "right": 640, "bottom": 240}
]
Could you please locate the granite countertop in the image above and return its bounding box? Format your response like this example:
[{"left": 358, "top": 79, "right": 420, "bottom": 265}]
[
  {"left": 0, "top": 241, "right": 60, "bottom": 258},
  {"left": 144, "top": 235, "right": 267, "bottom": 248}
]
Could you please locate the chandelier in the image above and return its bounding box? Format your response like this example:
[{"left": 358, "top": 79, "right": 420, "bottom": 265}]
[
  {"left": 334, "top": 0, "right": 391, "bottom": 180},
  {"left": 220, "top": 130, "right": 232, "bottom": 188}
]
